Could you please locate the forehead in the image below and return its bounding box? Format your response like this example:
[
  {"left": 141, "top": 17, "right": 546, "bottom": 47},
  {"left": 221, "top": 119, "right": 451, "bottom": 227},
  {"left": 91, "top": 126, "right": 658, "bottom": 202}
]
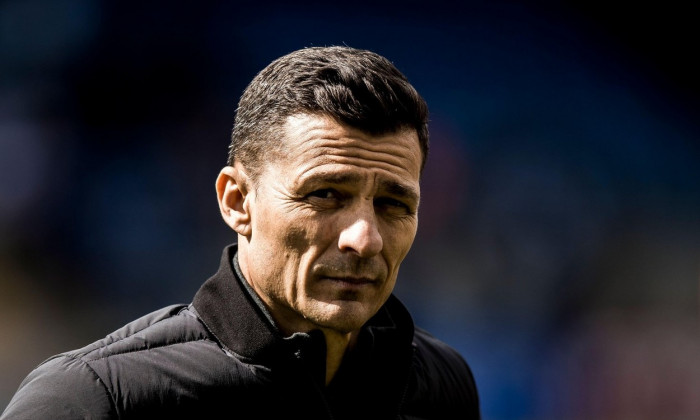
[{"left": 271, "top": 114, "right": 423, "bottom": 186}]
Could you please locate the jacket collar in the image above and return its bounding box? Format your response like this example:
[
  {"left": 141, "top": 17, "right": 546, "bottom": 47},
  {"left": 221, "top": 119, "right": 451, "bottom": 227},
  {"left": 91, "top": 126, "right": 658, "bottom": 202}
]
[{"left": 191, "top": 244, "right": 415, "bottom": 366}]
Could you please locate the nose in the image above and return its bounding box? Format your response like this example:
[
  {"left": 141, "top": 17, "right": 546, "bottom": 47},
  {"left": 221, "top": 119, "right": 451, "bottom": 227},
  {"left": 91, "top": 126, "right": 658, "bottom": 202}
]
[{"left": 338, "top": 206, "right": 383, "bottom": 258}]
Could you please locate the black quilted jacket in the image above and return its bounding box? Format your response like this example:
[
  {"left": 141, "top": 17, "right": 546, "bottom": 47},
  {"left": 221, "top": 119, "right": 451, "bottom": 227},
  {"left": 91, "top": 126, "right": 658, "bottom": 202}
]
[{"left": 2, "top": 245, "right": 480, "bottom": 419}]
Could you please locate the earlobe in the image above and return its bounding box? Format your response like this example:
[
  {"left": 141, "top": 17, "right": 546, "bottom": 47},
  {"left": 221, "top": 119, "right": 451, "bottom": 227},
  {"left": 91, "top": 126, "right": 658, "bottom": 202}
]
[{"left": 216, "top": 165, "right": 252, "bottom": 236}]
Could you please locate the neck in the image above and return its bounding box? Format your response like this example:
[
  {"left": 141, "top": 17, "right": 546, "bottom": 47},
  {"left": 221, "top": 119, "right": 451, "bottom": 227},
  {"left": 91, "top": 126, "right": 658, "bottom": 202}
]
[{"left": 321, "top": 329, "right": 358, "bottom": 385}]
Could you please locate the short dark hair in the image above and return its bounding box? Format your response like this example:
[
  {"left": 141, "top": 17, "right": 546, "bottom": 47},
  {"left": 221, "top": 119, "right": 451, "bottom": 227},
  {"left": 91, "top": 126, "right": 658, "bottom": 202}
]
[{"left": 227, "top": 46, "right": 429, "bottom": 180}]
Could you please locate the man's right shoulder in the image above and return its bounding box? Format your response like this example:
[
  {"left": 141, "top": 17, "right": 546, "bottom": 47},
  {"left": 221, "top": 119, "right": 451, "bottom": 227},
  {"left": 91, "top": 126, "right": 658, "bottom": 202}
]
[
  {"left": 1, "top": 304, "right": 222, "bottom": 419},
  {"left": 67, "top": 303, "right": 210, "bottom": 361}
]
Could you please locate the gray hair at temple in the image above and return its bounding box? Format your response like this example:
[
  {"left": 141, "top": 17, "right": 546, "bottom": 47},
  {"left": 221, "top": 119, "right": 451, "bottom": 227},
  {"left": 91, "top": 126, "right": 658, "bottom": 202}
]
[{"left": 227, "top": 46, "right": 430, "bottom": 181}]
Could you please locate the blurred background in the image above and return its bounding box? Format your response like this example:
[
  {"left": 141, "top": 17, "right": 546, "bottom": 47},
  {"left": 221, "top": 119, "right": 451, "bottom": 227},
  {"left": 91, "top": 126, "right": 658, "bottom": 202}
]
[{"left": 1, "top": 1, "right": 699, "bottom": 418}]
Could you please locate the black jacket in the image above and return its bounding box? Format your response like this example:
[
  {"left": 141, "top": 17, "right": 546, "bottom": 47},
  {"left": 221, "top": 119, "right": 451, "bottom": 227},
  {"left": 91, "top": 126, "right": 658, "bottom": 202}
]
[{"left": 2, "top": 245, "right": 480, "bottom": 419}]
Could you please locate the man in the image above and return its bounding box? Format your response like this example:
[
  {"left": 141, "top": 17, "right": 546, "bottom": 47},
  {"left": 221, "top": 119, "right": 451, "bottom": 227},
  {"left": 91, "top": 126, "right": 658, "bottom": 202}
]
[{"left": 2, "top": 46, "right": 480, "bottom": 419}]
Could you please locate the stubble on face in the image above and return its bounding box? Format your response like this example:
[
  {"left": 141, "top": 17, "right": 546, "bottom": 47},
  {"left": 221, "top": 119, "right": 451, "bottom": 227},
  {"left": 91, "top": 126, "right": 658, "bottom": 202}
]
[{"left": 241, "top": 113, "right": 422, "bottom": 336}]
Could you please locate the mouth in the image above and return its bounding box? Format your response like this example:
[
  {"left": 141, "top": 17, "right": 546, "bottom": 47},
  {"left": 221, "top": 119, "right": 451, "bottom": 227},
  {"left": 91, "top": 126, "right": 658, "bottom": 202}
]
[
  {"left": 321, "top": 276, "right": 378, "bottom": 289},
  {"left": 313, "top": 260, "right": 387, "bottom": 289},
  {"left": 326, "top": 276, "right": 376, "bottom": 285}
]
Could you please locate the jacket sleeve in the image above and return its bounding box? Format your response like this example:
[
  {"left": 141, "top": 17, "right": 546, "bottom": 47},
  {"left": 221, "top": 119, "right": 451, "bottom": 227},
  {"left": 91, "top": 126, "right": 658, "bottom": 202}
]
[{"left": 1, "top": 355, "right": 116, "bottom": 419}]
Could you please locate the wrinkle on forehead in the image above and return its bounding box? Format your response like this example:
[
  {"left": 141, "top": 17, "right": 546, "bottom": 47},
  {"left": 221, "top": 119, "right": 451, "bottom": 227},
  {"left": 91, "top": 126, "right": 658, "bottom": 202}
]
[
  {"left": 295, "top": 153, "right": 417, "bottom": 183},
  {"left": 282, "top": 114, "right": 422, "bottom": 181}
]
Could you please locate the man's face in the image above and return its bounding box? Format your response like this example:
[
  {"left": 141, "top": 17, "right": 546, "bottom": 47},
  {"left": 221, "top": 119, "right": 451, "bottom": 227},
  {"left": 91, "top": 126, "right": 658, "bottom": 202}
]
[{"left": 239, "top": 113, "right": 422, "bottom": 335}]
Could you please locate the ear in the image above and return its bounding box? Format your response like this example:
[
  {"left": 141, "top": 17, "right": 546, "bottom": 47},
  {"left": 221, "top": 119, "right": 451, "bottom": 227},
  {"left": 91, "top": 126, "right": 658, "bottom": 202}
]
[{"left": 216, "top": 164, "right": 252, "bottom": 236}]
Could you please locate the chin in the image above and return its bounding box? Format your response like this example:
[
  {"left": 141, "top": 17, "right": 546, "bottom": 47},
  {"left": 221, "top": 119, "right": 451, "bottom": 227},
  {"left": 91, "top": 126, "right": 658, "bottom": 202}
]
[{"left": 309, "top": 300, "right": 375, "bottom": 332}]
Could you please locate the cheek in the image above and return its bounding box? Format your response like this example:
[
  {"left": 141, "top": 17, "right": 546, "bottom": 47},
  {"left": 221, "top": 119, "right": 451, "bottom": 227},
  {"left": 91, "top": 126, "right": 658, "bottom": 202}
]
[
  {"left": 284, "top": 223, "right": 311, "bottom": 253},
  {"left": 385, "top": 220, "right": 418, "bottom": 256},
  {"left": 283, "top": 214, "right": 337, "bottom": 252}
]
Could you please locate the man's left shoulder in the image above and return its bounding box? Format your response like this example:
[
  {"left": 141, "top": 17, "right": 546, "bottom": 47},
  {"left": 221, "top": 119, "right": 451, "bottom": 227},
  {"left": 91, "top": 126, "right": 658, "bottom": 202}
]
[
  {"left": 407, "top": 326, "right": 481, "bottom": 418},
  {"left": 412, "top": 326, "right": 469, "bottom": 368},
  {"left": 411, "top": 326, "right": 479, "bottom": 395}
]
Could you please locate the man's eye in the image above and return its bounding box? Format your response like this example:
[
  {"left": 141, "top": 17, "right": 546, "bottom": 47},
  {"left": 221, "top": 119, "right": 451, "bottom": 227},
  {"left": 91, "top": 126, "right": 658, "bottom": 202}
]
[
  {"left": 375, "top": 197, "right": 411, "bottom": 213},
  {"left": 305, "top": 189, "right": 344, "bottom": 209},
  {"left": 307, "top": 189, "right": 338, "bottom": 200}
]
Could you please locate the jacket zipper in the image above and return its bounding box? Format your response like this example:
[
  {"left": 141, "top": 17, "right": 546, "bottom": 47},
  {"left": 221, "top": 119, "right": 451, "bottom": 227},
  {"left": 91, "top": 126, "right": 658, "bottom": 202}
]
[{"left": 395, "top": 346, "right": 416, "bottom": 419}]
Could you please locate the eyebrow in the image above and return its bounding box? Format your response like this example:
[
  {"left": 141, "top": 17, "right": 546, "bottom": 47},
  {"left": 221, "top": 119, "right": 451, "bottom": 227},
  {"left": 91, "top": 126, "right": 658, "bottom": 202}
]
[
  {"left": 311, "top": 172, "right": 419, "bottom": 203},
  {"left": 380, "top": 179, "right": 419, "bottom": 203}
]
